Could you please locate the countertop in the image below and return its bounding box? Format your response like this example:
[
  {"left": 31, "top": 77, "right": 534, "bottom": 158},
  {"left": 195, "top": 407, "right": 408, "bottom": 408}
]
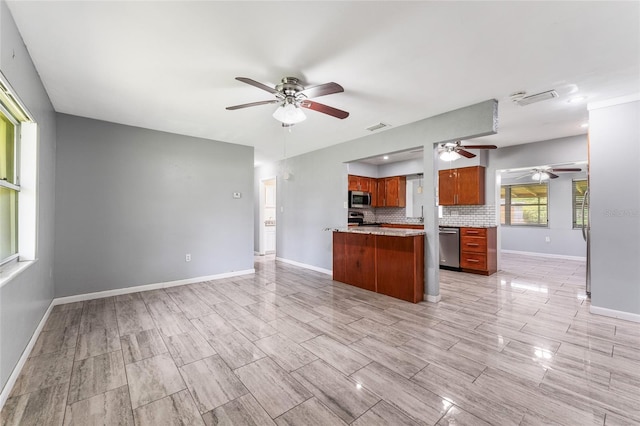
[{"left": 333, "top": 226, "right": 426, "bottom": 237}]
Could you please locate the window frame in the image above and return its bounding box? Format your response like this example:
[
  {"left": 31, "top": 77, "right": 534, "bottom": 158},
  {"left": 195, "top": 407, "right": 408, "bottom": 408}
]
[
  {"left": 0, "top": 72, "right": 35, "bottom": 280},
  {"left": 500, "top": 182, "right": 549, "bottom": 227},
  {"left": 0, "top": 102, "right": 20, "bottom": 266}
]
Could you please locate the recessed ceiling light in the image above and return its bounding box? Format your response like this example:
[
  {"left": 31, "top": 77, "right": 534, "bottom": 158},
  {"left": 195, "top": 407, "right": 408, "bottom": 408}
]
[
  {"left": 383, "top": 155, "right": 389, "bottom": 160},
  {"left": 580, "top": 122, "right": 589, "bottom": 128},
  {"left": 568, "top": 96, "right": 587, "bottom": 103}
]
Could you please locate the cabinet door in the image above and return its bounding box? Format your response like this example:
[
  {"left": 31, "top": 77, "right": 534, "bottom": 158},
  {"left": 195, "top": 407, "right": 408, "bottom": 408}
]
[
  {"left": 457, "top": 166, "right": 485, "bottom": 205},
  {"left": 370, "top": 179, "right": 379, "bottom": 207},
  {"left": 386, "top": 176, "right": 406, "bottom": 207},
  {"left": 438, "top": 170, "right": 457, "bottom": 205},
  {"left": 377, "top": 178, "right": 387, "bottom": 206},
  {"left": 348, "top": 175, "right": 359, "bottom": 191},
  {"left": 358, "top": 177, "right": 370, "bottom": 192}
]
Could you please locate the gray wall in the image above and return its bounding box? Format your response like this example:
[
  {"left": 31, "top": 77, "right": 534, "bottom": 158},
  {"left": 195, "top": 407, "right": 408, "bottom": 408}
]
[
  {"left": 589, "top": 98, "right": 640, "bottom": 316},
  {"left": 55, "top": 114, "right": 254, "bottom": 297},
  {"left": 0, "top": 0, "right": 57, "bottom": 393},
  {"left": 257, "top": 99, "right": 497, "bottom": 298}
]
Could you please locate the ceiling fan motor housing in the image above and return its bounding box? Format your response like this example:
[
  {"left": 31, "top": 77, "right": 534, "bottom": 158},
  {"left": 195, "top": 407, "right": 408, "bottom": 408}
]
[{"left": 276, "top": 77, "right": 305, "bottom": 97}]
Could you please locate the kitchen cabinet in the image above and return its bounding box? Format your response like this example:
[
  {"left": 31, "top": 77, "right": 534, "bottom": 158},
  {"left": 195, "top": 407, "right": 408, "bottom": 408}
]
[
  {"left": 264, "top": 225, "right": 276, "bottom": 253},
  {"left": 348, "top": 175, "right": 373, "bottom": 192},
  {"left": 377, "top": 176, "right": 406, "bottom": 207},
  {"left": 333, "top": 230, "right": 424, "bottom": 303},
  {"left": 438, "top": 166, "right": 485, "bottom": 205},
  {"left": 460, "top": 227, "right": 497, "bottom": 275}
]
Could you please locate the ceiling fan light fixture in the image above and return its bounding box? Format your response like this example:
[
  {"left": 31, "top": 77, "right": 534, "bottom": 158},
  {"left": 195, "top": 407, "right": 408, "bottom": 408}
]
[
  {"left": 531, "top": 172, "right": 550, "bottom": 181},
  {"left": 272, "top": 101, "right": 306, "bottom": 124},
  {"left": 439, "top": 150, "right": 462, "bottom": 162}
]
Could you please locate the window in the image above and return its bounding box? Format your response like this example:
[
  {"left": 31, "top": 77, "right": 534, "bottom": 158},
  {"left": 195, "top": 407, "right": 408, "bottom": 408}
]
[
  {"left": 501, "top": 183, "right": 548, "bottom": 226},
  {"left": 0, "top": 75, "right": 33, "bottom": 267},
  {"left": 0, "top": 106, "right": 19, "bottom": 264},
  {"left": 572, "top": 179, "right": 588, "bottom": 229}
]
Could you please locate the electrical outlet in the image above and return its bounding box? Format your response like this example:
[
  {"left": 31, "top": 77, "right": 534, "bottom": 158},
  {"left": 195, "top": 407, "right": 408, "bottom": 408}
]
[
  {"left": 545, "top": 236, "right": 551, "bottom": 243},
  {"left": 344, "top": 201, "right": 348, "bottom": 209},
  {"left": 185, "top": 253, "right": 191, "bottom": 262}
]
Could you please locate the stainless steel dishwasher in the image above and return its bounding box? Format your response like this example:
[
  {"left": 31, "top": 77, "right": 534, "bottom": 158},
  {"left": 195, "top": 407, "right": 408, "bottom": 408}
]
[{"left": 439, "top": 227, "right": 460, "bottom": 269}]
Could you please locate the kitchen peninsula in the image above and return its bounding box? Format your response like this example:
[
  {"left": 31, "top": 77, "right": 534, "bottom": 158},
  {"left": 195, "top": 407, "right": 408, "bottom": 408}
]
[{"left": 333, "top": 227, "right": 425, "bottom": 303}]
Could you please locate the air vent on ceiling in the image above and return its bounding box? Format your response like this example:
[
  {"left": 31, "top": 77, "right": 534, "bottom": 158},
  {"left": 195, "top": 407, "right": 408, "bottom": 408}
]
[
  {"left": 366, "top": 122, "right": 391, "bottom": 131},
  {"left": 511, "top": 90, "right": 559, "bottom": 106}
]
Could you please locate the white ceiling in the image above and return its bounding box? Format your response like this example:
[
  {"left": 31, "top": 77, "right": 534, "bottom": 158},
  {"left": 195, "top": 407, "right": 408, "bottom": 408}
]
[{"left": 7, "top": 1, "right": 640, "bottom": 165}]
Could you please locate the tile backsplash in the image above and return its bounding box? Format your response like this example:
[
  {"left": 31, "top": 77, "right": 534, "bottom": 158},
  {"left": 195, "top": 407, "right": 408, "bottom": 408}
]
[{"left": 439, "top": 205, "right": 497, "bottom": 227}]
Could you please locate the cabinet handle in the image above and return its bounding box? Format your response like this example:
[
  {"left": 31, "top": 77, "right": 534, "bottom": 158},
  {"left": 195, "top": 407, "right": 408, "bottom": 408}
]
[
  {"left": 466, "top": 259, "right": 480, "bottom": 263},
  {"left": 466, "top": 243, "right": 479, "bottom": 247},
  {"left": 466, "top": 231, "right": 479, "bottom": 234}
]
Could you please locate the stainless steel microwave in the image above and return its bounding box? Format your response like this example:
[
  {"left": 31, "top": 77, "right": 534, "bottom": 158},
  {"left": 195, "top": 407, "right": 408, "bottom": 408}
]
[{"left": 349, "top": 191, "right": 371, "bottom": 208}]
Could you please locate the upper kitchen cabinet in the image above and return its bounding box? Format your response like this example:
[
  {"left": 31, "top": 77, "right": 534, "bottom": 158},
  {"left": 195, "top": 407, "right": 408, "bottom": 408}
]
[
  {"left": 348, "top": 174, "right": 373, "bottom": 192},
  {"left": 438, "top": 165, "right": 485, "bottom": 205},
  {"left": 378, "top": 176, "right": 406, "bottom": 207}
]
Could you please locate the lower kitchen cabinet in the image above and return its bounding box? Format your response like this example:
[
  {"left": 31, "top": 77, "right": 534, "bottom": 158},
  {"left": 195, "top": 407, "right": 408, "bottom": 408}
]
[
  {"left": 460, "top": 227, "right": 497, "bottom": 275},
  {"left": 333, "top": 231, "right": 424, "bottom": 303}
]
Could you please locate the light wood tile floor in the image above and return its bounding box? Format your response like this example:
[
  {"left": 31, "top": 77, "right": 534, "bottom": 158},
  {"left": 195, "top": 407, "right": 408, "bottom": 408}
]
[{"left": 2, "top": 253, "right": 639, "bottom": 425}]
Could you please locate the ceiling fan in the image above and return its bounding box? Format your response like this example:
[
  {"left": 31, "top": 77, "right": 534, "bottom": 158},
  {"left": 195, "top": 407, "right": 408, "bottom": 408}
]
[
  {"left": 439, "top": 140, "right": 497, "bottom": 161},
  {"left": 226, "top": 77, "right": 349, "bottom": 126},
  {"left": 517, "top": 167, "right": 583, "bottom": 182}
]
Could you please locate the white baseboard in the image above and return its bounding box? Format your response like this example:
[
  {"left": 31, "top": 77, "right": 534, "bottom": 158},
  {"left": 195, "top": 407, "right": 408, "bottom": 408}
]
[
  {"left": 53, "top": 269, "right": 255, "bottom": 305},
  {"left": 590, "top": 305, "right": 640, "bottom": 323},
  {"left": 425, "top": 294, "right": 441, "bottom": 303},
  {"left": 0, "top": 268, "right": 255, "bottom": 410},
  {"left": 501, "top": 249, "right": 586, "bottom": 262},
  {"left": 0, "top": 300, "right": 55, "bottom": 410},
  {"left": 275, "top": 257, "right": 332, "bottom": 276}
]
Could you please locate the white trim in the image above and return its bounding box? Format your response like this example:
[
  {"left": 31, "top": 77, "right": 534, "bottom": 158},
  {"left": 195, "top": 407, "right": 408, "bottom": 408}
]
[
  {"left": 0, "top": 300, "right": 54, "bottom": 410},
  {"left": 588, "top": 93, "right": 640, "bottom": 111},
  {"left": 501, "top": 249, "right": 586, "bottom": 262},
  {"left": 53, "top": 269, "right": 255, "bottom": 305},
  {"left": 425, "top": 293, "right": 441, "bottom": 303},
  {"left": 275, "top": 257, "right": 332, "bottom": 276},
  {"left": 0, "top": 259, "right": 37, "bottom": 289},
  {"left": 590, "top": 305, "right": 640, "bottom": 324}
]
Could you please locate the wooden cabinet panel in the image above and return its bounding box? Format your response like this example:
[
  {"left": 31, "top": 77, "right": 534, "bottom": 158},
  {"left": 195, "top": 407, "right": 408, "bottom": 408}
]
[
  {"left": 461, "top": 236, "right": 486, "bottom": 253},
  {"left": 375, "top": 235, "right": 424, "bottom": 303},
  {"left": 459, "top": 227, "right": 497, "bottom": 275},
  {"left": 343, "top": 233, "right": 376, "bottom": 292},
  {"left": 332, "top": 232, "right": 424, "bottom": 303},
  {"left": 438, "top": 166, "right": 485, "bottom": 206},
  {"left": 332, "top": 232, "right": 347, "bottom": 283},
  {"left": 438, "top": 169, "right": 457, "bottom": 205},
  {"left": 461, "top": 227, "right": 487, "bottom": 237},
  {"left": 348, "top": 175, "right": 374, "bottom": 192},
  {"left": 460, "top": 252, "right": 487, "bottom": 270},
  {"left": 457, "top": 166, "right": 485, "bottom": 205},
  {"left": 376, "top": 176, "right": 406, "bottom": 207}
]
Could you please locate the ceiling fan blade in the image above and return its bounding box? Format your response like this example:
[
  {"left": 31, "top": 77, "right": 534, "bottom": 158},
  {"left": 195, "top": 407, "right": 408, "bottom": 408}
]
[
  {"left": 235, "top": 77, "right": 279, "bottom": 94},
  {"left": 300, "top": 100, "right": 349, "bottom": 119},
  {"left": 456, "top": 149, "right": 476, "bottom": 158},
  {"left": 459, "top": 144, "right": 498, "bottom": 150},
  {"left": 225, "top": 99, "right": 280, "bottom": 110},
  {"left": 549, "top": 168, "right": 582, "bottom": 172},
  {"left": 547, "top": 172, "right": 560, "bottom": 179},
  {"left": 299, "top": 82, "right": 344, "bottom": 99}
]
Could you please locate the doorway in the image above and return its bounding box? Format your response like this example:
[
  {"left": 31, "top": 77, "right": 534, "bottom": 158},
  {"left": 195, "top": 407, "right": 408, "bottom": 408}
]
[{"left": 259, "top": 177, "right": 277, "bottom": 255}]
